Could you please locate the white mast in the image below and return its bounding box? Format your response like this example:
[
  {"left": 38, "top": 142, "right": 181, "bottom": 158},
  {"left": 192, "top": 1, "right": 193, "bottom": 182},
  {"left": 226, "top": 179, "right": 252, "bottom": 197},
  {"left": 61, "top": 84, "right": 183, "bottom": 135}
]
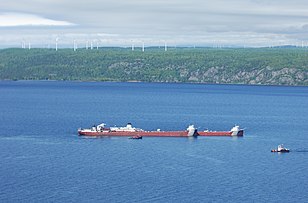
[
  {"left": 28, "top": 42, "right": 31, "bottom": 50},
  {"left": 164, "top": 41, "right": 167, "bottom": 51},
  {"left": 142, "top": 42, "right": 144, "bottom": 52},
  {"left": 90, "top": 41, "right": 93, "bottom": 50}
]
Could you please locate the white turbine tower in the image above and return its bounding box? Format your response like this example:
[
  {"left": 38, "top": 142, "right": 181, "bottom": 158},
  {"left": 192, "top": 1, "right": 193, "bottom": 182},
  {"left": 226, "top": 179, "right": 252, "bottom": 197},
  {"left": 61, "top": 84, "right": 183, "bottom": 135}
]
[
  {"left": 164, "top": 41, "right": 167, "bottom": 52},
  {"left": 131, "top": 40, "right": 134, "bottom": 51},
  {"left": 73, "top": 40, "right": 77, "bottom": 51},
  {"left": 55, "top": 37, "right": 59, "bottom": 51},
  {"left": 28, "top": 42, "right": 31, "bottom": 50},
  {"left": 96, "top": 33, "right": 101, "bottom": 50},
  {"left": 21, "top": 41, "right": 26, "bottom": 49},
  {"left": 90, "top": 41, "right": 93, "bottom": 50},
  {"left": 99, "top": 38, "right": 104, "bottom": 49},
  {"left": 142, "top": 42, "right": 145, "bottom": 52}
]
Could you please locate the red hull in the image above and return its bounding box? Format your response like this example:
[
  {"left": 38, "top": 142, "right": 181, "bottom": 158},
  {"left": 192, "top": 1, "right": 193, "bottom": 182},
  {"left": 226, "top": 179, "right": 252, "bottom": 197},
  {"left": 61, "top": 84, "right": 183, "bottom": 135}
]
[
  {"left": 197, "top": 131, "right": 232, "bottom": 136},
  {"left": 78, "top": 130, "right": 194, "bottom": 137},
  {"left": 197, "top": 130, "right": 244, "bottom": 137}
]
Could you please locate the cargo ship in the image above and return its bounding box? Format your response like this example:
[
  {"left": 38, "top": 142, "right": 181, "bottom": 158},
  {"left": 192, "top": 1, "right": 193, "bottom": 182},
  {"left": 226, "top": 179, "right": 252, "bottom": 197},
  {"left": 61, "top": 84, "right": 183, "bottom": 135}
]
[{"left": 78, "top": 123, "right": 244, "bottom": 137}]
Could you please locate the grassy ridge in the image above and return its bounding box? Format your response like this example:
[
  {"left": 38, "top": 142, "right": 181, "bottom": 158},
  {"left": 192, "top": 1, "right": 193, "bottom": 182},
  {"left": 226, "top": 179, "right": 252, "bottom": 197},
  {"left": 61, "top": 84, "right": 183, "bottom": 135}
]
[{"left": 0, "top": 47, "right": 307, "bottom": 85}]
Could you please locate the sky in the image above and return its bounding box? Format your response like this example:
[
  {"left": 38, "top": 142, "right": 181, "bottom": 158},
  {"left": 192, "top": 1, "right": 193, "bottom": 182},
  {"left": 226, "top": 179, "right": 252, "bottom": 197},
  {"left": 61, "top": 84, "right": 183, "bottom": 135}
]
[{"left": 1, "top": 0, "right": 308, "bottom": 48}]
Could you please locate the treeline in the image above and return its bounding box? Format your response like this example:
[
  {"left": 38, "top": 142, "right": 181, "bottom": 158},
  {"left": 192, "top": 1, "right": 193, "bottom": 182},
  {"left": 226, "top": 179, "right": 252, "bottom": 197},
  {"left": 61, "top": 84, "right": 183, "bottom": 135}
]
[{"left": 0, "top": 47, "right": 307, "bottom": 85}]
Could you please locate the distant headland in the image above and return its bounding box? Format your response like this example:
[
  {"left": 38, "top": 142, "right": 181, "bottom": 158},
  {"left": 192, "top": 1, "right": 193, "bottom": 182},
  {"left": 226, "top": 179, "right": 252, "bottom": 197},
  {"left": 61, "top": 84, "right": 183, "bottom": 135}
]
[{"left": 0, "top": 47, "right": 307, "bottom": 86}]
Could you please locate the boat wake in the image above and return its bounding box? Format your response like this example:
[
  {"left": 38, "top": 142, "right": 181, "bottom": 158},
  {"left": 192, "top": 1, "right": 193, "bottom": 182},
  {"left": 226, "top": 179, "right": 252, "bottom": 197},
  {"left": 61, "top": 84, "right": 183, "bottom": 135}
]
[{"left": 293, "top": 148, "right": 308, "bottom": 153}]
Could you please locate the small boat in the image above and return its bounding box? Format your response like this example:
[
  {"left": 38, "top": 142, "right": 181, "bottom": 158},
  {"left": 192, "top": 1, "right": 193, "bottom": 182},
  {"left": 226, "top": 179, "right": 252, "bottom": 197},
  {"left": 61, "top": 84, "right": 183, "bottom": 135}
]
[
  {"left": 129, "top": 135, "right": 143, "bottom": 139},
  {"left": 271, "top": 144, "right": 290, "bottom": 153}
]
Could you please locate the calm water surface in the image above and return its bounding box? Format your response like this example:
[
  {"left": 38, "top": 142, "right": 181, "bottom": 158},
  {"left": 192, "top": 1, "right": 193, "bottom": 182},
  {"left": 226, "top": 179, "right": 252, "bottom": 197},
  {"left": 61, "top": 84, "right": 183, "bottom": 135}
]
[{"left": 0, "top": 81, "right": 307, "bottom": 202}]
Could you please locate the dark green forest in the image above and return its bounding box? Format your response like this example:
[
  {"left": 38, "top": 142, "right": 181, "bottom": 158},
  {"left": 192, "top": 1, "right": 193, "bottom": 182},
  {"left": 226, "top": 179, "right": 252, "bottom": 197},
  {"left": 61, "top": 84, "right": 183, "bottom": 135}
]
[{"left": 0, "top": 47, "right": 307, "bottom": 85}]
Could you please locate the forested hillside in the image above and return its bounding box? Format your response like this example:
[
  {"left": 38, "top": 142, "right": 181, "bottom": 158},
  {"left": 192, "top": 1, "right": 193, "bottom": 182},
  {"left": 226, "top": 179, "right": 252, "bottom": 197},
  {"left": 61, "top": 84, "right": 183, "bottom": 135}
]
[{"left": 0, "top": 47, "right": 307, "bottom": 85}]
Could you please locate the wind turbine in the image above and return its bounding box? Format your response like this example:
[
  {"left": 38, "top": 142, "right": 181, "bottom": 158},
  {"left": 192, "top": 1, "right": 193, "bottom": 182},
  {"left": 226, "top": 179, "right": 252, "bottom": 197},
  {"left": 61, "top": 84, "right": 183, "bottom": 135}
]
[
  {"left": 96, "top": 33, "right": 101, "bottom": 50},
  {"left": 131, "top": 40, "right": 134, "bottom": 51},
  {"left": 55, "top": 37, "right": 59, "bottom": 51},
  {"left": 164, "top": 41, "right": 167, "bottom": 51},
  {"left": 99, "top": 38, "right": 105, "bottom": 49},
  {"left": 21, "top": 41, "right": 26, "bottom": 49},
  {"left": 142, "top": 42, "right": 145, "bottom": 52},
  {"left": 28, "top": 42, "right": 31, "bottom": 50},
  {"left": 73, "top": 40, "right": 77, "bottom": 51}
]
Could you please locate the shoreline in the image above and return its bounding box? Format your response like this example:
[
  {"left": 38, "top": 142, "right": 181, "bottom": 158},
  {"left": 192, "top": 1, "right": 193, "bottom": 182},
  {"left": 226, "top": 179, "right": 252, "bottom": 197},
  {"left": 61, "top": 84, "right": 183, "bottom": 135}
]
[{"left": 1, "top": 79, "right": 307, "bottom": 87}]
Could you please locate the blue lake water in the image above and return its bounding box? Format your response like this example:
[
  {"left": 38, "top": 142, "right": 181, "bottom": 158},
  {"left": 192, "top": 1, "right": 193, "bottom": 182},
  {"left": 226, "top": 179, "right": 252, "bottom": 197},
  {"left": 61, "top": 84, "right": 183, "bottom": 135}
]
[{"left": 0, "top": 81, "right": 307, "bottom": 202}]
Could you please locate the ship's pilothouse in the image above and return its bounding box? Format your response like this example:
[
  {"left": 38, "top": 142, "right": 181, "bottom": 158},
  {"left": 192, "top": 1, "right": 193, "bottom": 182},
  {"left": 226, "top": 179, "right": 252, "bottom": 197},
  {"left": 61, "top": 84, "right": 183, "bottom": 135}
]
[
  {"left": 230, "top": 125, "right": 241, "bottom": 136},
  {"left": 187, "top": 125, "right": 197, "bottom": 137}
]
